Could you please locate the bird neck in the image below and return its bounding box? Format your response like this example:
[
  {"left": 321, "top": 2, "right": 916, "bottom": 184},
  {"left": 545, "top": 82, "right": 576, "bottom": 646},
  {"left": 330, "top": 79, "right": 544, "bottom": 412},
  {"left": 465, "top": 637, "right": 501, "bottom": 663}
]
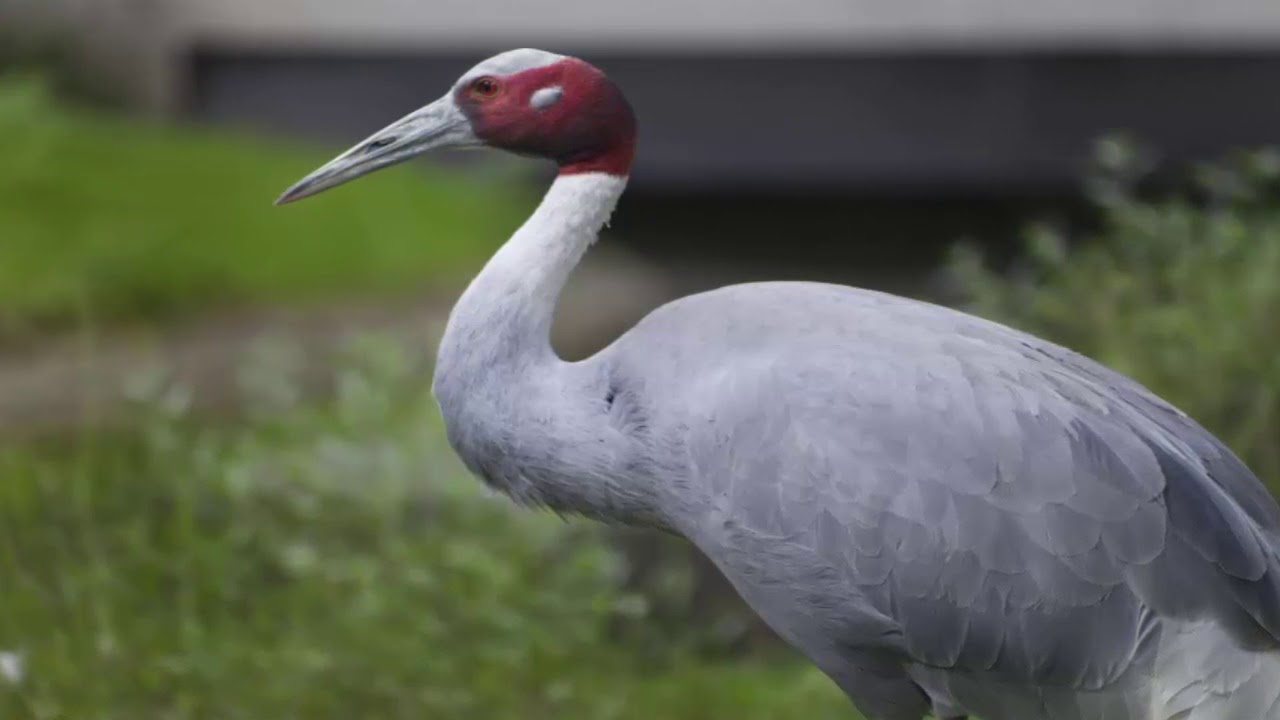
[
  {"left": 433, "top": 172, "right": 664, "bottom": 524},
  {"left": 436, "top": 171, "right": 627, "bottom": 372}
]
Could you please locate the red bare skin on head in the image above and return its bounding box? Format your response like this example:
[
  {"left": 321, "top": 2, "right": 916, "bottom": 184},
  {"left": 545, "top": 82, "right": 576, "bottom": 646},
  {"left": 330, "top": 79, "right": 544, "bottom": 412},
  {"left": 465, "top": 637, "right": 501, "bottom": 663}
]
[{"left": 454, "top": 58, "right": 637, "bottom": 177}]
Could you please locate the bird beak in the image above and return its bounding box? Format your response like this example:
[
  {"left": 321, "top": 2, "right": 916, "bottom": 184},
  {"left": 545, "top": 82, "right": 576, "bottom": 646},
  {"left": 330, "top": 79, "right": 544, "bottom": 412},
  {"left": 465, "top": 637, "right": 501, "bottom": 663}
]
[{"left": 275, "top": 94, "right": 479, "bottom": 205}]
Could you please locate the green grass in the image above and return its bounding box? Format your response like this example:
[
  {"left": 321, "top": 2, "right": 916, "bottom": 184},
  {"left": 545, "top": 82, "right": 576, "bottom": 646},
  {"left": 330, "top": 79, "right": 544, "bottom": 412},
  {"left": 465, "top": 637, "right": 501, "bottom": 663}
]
[
  {"left": 0, "top": 335, "right": 854, "bottom": 719},
  {"left": 0, "top": 73, "right": 535, "bottom": 342}
]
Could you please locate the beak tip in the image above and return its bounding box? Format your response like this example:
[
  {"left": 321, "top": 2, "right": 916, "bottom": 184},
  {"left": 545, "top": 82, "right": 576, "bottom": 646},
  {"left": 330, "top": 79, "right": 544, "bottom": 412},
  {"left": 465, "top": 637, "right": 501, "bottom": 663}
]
[{"left": 274, "top": 183, "right": 308, "bottom": 206}]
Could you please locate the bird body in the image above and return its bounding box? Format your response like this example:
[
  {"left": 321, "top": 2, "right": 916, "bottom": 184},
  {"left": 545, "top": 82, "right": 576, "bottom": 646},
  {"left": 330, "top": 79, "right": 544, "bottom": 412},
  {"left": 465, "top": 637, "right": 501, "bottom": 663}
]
[{"left": 279, "top": 49, "right": 1280, "bottom": 720}]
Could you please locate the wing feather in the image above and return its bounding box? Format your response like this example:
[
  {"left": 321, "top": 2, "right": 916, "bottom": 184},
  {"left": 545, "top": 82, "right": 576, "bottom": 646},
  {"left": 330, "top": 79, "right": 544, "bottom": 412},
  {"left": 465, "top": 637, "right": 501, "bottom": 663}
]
[
  {"left": 667, "top": 289, "right": 1280, "bottom": 689},
  {"left": 612, "top": 281, "right": 1280, "bottom": 693}
]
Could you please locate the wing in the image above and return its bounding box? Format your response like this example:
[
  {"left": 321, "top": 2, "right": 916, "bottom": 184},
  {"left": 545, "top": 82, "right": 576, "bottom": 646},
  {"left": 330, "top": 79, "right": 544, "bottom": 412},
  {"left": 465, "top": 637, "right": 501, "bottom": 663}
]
[{"left": 661, "top": 285, "right": 1280, "bottom": 690}]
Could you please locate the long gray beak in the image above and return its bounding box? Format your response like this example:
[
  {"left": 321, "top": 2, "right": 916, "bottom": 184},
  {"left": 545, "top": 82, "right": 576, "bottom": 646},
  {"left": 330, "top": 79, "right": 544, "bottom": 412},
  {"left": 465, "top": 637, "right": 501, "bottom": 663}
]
[{"left": 275, "top": 94, "right": 478, "bottom": 205}]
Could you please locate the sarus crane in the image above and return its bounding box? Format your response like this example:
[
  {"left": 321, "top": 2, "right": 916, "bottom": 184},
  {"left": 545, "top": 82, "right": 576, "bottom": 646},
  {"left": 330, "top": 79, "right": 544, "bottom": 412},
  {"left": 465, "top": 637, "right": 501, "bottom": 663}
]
[{"left": 277, "top": 48, "right": 1280, "bottom": 720}]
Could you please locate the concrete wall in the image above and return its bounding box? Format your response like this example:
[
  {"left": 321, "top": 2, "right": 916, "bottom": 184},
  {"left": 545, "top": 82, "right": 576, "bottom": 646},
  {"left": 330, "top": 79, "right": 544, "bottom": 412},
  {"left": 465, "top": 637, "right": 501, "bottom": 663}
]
[
  {"left": 7, "top": 0, "right": 1280, "bottom": 111},
  {"left": 0, "top": 0, "right": 173, "bottom": 110},
  {"left": 191, "top": 50, "right": 1280, "bottom": 193},
  {"left": 7, "top": 0, "right": 1280, "bottom": 192},
  {"left": 170, "top": 0, "right": 1280, "bottom": 52}
]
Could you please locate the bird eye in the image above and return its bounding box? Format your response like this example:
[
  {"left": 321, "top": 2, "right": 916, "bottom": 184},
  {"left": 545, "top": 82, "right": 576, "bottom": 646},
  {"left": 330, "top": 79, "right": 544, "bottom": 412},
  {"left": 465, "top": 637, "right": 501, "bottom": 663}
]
[{"left": 470, "top": 76, "right": 501, "bottom": 98}]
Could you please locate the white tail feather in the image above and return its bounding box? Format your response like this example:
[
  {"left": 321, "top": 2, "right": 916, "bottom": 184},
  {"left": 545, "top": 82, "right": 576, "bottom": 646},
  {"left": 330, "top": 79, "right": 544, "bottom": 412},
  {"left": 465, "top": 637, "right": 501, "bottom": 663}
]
[{"left": 1153, "top": 620, "right": 1280, "bottom": 720}]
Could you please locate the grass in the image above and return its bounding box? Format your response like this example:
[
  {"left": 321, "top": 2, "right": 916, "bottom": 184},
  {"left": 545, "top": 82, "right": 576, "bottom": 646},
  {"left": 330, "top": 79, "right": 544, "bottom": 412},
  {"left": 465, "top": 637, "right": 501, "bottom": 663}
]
[
  {"left": 0, "top": 335, "right": 854, "bottom": 719},
  {"left": 0, "top": 73, "right": 536, "bottom": 343}
]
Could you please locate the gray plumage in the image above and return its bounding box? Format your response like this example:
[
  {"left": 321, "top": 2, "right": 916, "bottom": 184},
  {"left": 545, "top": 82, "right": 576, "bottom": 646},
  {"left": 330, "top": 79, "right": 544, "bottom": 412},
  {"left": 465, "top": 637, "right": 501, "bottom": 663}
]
[{"left": 279, "top": 49, "right": 1280, "bottom": 720}]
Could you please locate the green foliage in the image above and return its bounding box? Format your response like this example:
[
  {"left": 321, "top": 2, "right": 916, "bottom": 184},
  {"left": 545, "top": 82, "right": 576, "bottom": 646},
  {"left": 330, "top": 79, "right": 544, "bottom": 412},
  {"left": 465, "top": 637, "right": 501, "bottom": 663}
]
[
  {"left": 0, "top": 73, "right": 534, "bottom": 343},
  {"left": 950, "top": 137, "right": 1280, "bottom": 489},
  {"left": 0, "top": 335, "right": 851, "bottom": 719}
]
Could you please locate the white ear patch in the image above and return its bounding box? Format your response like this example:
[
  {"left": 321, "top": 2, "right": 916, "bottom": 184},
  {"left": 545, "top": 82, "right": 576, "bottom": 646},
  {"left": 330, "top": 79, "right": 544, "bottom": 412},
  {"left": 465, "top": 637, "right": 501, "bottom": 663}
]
[{"left": 530, "top": 86, "right": 564, "bottom": 110}]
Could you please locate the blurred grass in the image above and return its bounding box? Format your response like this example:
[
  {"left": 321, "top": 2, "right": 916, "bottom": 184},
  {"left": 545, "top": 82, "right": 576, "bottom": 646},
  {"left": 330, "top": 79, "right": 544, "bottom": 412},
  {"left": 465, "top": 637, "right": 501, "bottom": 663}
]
[
  {"left": 0, "top": 336, "right": 852, "bottom": 719},
  {"left": 0, "top": 73, "right": 534, "bottom": 343}
]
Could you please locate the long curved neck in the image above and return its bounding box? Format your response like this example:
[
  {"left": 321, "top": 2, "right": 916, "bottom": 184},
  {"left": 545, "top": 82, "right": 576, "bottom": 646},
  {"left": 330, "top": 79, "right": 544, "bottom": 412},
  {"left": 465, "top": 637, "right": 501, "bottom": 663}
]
[
  {"left": 435, "top": 172, "right": 627, "bottom": 378},
  {"left": 433, "top": 172, "right": 662, "bottom": 523}
]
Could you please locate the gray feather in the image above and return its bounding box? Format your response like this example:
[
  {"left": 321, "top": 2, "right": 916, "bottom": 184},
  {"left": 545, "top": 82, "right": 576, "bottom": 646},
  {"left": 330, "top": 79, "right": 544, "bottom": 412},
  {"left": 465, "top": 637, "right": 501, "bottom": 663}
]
[{"left": 593, "top": 280, "right": 1280, "bottom": 717}]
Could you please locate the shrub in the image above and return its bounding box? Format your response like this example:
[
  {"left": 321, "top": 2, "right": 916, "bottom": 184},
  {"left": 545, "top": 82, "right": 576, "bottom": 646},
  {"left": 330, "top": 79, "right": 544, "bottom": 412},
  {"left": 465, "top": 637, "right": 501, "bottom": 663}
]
[
  {"left": 0, "top": 335, "right": 626, "bottom": 718},
  {"left": 949, "top": 138, "right": 1280, "bottom": 490}
]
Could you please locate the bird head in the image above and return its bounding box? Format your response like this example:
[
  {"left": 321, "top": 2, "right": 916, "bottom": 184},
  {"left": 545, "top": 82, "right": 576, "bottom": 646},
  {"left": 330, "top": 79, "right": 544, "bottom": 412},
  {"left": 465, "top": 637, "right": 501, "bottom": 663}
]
[{"left": 276, "top": 48, "right": 636, "bottom": 205}]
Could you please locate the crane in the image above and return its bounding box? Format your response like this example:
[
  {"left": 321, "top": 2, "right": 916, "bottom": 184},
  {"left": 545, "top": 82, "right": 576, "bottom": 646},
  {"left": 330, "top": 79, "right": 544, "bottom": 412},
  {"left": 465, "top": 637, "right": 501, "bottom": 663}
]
[{"left": 276, "top": 48, "right": 1280, "bottom": 720}]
